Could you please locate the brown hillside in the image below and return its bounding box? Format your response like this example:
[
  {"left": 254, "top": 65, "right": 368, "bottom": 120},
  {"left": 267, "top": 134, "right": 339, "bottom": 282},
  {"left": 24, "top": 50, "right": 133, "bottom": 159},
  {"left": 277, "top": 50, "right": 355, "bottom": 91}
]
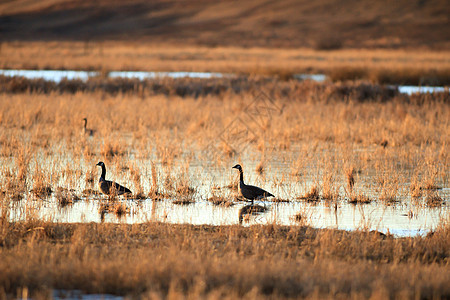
[{"left": 0, "top": 0, "right": 449, "bottom": 49}]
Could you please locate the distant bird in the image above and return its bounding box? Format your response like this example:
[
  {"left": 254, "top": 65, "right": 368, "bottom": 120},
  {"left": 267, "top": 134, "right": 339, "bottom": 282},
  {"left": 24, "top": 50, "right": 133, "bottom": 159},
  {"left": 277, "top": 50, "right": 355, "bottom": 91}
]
[
  {"left": 83, "top": 118, "right": 95, "bottom": 136},
  {"left": 232, "top": 164, "right": 274, "bottom": 203},
  {"left": 96, "top": 161, "right": 132, "bottom": 196}
]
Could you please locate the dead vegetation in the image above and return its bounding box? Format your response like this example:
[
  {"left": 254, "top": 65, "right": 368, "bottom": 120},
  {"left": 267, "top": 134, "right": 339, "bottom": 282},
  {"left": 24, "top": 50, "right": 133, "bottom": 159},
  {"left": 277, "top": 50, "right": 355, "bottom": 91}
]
[
  {"left": 0, "top": 222, "right": 448, "bottom": 299},
  {"left": 0, "top": 57, "right": 448, "bottom": 298},
  {"left": 349, "top": 193, "right": 372, "bottom": 205},
  {"left": 208, "top": 195, "right": 234, "bottom": 207},
  {"left": 1, "top": 42, "right": 450, "bottom": 85},
  {"left": 297, "top": 186, "right": 321, "bottom": 202},
  {"left": 55, "top": 187, "right": 80, "bottom": 207},
  {"left": 0, "top": 77, "right": 447, "bottom": 209}
]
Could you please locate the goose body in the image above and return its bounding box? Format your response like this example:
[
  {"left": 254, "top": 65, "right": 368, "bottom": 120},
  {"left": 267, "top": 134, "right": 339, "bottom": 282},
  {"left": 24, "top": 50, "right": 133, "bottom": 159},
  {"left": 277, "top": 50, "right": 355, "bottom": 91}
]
[
  {"left": 232, "top": 164, "right": 274, "bottom": 203},
  {"left": 96, "top": 162, "right": 132, "bottom": 196},
  {"left": 83, "top": 118, "right": 95, "bottom": 136}
]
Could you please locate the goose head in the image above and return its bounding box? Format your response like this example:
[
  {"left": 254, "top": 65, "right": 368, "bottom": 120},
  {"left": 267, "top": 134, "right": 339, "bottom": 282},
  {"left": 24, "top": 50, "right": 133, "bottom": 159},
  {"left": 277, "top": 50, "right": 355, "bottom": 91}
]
[
  {"left": 232, "top": 164, "right": 242, "bottom": 171},
  {"left": 96, "top": 161, "right": 105, "bottom": 167}
]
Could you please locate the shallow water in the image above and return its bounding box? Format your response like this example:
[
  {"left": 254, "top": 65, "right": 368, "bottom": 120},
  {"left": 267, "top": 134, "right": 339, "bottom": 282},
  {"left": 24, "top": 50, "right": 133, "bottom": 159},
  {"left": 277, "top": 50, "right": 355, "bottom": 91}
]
[
  {"left": 108, "top": 70, "right": 228, "bottom": 80},
  {"left": 0, "top": 69, "right": 447, "bottom": 95},
  {"left": 0, "top": 69, "right": 226, "bottom": 83},
  {"left": 0, "top": 69, "right": 98, "bottom": 82},
  {"left": 293, "top": 74, "right": 327, "bottom": 82},
  {"left": 397, "top": 85, "right": 449, "bottom": 95},
  {"left": 6, "top": 153, "right": 449, "bottom": 238},
  {"left": 0, "top": 69, "right": 448, "bottom": 236},
  {"left": 2, "top": 135, "right": 449, "bottom": 238},
  {"left": 9, "top": 194, "right": 446, "bottom": 237}
]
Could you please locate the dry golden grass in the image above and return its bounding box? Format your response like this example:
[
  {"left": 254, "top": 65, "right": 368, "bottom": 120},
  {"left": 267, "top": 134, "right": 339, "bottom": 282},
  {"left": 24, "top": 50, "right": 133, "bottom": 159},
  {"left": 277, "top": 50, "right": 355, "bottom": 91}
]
[
  {"left": 0, "top": 72, "right": 449, "bottom": 298},
  {"left": 349, "top": 193, "right": 372, "bottom": 205},
  {"left": 0, "top": 221, "right": 449, "bottom": 299},
  {"left": 55, "top": 187, "right": 79, "bottom": 208},
  {"left": 207, "top": 195, "right": 234, "bottom": 207},
  {"left": 298, "top": 186, "right": 320, "bottom": 202},
  {"left": 1, "top": 42, "right": 450, "bottom": 85},
  {"left": 0, "top": 77, "right": 448, "bottom": 206}
]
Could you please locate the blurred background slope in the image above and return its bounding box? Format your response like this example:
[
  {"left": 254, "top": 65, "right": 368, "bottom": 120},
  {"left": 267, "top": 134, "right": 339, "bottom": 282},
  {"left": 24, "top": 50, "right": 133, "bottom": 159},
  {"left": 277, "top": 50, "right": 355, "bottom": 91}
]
[{"left": 1, "top": 0, "right": 449, "bottom": 49}]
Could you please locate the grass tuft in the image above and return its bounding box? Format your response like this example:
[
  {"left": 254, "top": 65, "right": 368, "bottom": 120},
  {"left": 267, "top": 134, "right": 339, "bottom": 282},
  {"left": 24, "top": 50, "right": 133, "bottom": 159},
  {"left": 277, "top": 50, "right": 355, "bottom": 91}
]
[
  {"left": 298, "top": 186, "right": 320, "bottom": 202},
  {"left": 349, "top": 193, "right": 372, "bottom": 205},
  {"left": 208, "top": 195, "right": 234, "bottom": 206}
]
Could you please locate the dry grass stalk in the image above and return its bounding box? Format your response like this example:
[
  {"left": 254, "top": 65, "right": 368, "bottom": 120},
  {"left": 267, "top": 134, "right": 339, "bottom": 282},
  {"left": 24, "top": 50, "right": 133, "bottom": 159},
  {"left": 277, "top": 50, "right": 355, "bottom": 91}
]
[
  {"left": 298, "top": 186, "right": 320, "bottom": 202},
  {"left": 147, "top": 163, "right": 167, "bottom": 200},
  {"left": 55, "top": 187, "right": 80, "bottom": 207},
  {"left": 426, "top": 193, "right": 444, "bottom": 208},
  {"left": 322, "top": 173, "right": 335, "bottom": 200},
  {"left": 101, "top": 140, "right": 125, "bottom": 158},
  {"left": 172, "top": 197, "right": 195, "bottom": 205},
  {"left": 349, "top": 193, "right": 372, "bottom": 205},
  {"left": 345, "top": 166, "right": 355, "bottom": 195},
  {"left": 207, "top": 195, "right": 234, "bottom": 207},
  {"left": 16, "top": 145, "right": 31, "bottom": 182},
  {"left": 82, "top": 188, "right": 102, "bottom": 197},
  {"left": 272, "top": 197, "right": 290, "bottom": 203},
  {"left": 175, "top": 184, "right": 196, "bottom": 196},
  {"left": 149, "top": 161, "right": 158, "bottom": 195},
  {"left": 31, "top": 163, "right": 52, "bottom": 198},
  {"left": 84, "top": 167, "right": 95, "bottom": 188},
  {"left": 129, "top": 162, "right": 143, "bottom": 198},
  {"left": 163, "top": 173, "right": 174, "bottom": 193},
  {"left": 114, "top": 202, "right": 129, "bottom": 217},
  {"left": 410, "top": 176, "right": 422, "bottom": 198}
]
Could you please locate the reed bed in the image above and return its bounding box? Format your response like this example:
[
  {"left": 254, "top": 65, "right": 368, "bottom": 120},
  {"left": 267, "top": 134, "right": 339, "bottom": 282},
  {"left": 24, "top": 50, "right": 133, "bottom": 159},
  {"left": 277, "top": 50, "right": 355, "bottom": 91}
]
[
  {"left": 1, "top": 42, "right": 450, "bottom": 85},
  {"left": 0, "top": 221, "right": 448, "bottom": 299},
  {"left": 0, "top": 75, "right": 448, "bottom": 298},
  {"left": 0, "top": 77, "right": 448, "bottom": 205}
]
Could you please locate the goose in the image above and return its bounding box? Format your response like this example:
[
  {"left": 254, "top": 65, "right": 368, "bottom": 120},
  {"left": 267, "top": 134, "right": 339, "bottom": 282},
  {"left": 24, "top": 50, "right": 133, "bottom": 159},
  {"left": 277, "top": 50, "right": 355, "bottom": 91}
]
[
  {"left": 232, "top": 164, "right": 274, "bottom": 203},
  {"left": 83, "top": 118, "right": 95, "bottom": 136},
  {"left": 96, "top": 161, "right": 132, "bottom": 196}
]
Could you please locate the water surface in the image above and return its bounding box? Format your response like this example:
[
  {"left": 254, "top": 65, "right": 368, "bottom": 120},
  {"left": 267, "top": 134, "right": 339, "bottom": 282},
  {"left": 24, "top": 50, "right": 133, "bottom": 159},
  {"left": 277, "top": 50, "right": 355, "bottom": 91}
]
[{"left": 1, "top": 69, "right": 447, "bottom": 95}]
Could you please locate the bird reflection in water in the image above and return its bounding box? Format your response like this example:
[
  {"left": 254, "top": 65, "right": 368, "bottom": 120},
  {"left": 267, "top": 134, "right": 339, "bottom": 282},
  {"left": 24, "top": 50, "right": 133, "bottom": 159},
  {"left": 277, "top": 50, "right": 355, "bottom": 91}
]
[{"left": 238, "top": 204, "right": 268, "bottom": 225}]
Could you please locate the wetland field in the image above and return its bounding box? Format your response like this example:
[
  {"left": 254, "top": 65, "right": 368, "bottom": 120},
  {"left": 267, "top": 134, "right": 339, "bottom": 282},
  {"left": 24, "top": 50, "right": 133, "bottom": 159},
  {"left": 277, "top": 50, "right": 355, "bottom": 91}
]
[{"left": 0, "top": 41, "right": 449, "bottom": 299}]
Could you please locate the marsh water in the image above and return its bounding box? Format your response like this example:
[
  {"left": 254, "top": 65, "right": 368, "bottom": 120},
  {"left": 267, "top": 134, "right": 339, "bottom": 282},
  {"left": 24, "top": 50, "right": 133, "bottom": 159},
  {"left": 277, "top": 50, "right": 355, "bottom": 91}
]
[
  {"left": 0, "top": 69, "right": 448, "bottom": 95},
  {"left": 10, "top": 193, "right": 447, "bottom": 237},
  {"left": 6, "top": 153, "right": 449, "bottom": 237},
  {"left": 1, "top": 69, "right": 449, "bottom": 237}
]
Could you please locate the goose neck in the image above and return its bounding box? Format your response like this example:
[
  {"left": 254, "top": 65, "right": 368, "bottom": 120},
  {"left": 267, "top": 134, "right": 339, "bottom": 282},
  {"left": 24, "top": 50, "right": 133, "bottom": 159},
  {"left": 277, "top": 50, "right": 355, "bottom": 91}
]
[
  {"left": 239, "top": 170, "right": 244, "bottom": 185},
  {"left": 100, "top": 165, "right": 106, "bottom": 179}
]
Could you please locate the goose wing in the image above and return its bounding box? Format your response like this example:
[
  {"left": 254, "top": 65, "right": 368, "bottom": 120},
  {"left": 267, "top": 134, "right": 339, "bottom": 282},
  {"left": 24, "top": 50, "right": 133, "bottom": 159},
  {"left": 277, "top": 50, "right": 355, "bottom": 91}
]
[
  {"left": 112, "top": 181, "right": 132, "bottom": 195},
  {"left": 100, "top": 179, "right": 132, "bottom": 195},
  {"left": 241, "top": 184, "right": 274, "bottom": 200}
]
